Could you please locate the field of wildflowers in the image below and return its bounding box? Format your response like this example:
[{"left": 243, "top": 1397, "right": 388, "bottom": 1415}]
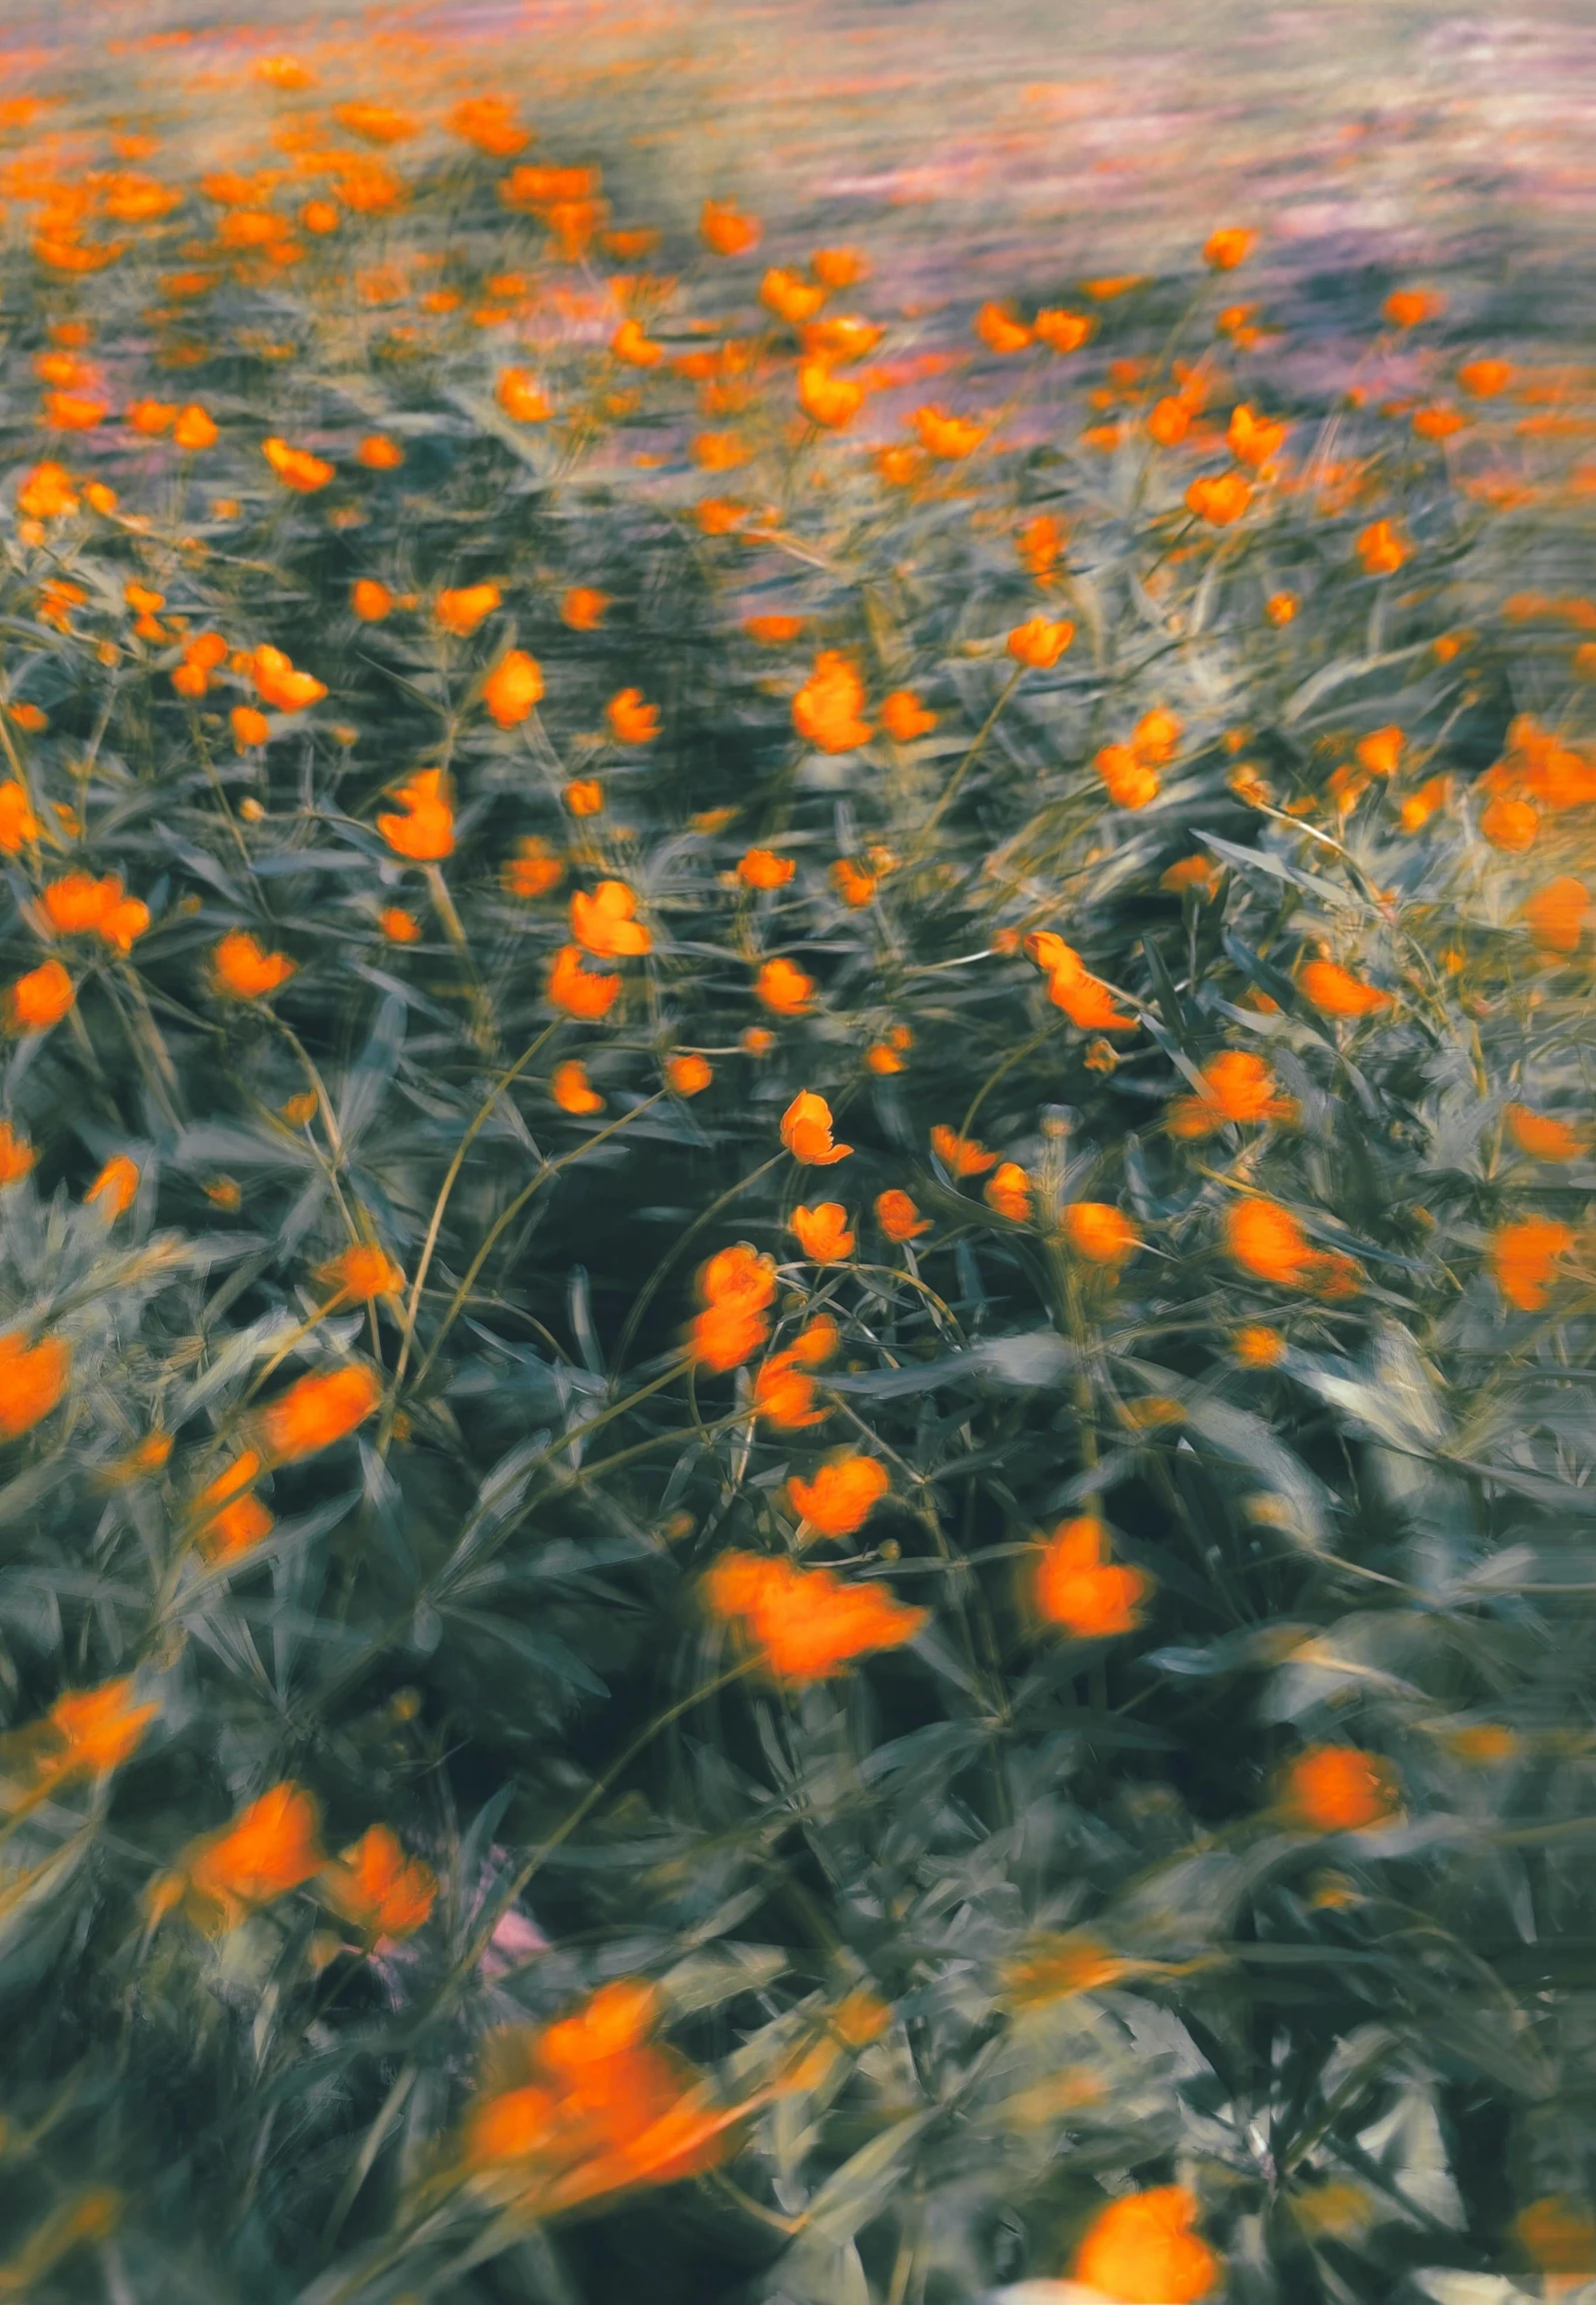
[{"left": 0, "top": 5, "right": 1594, "bottom": 2300}]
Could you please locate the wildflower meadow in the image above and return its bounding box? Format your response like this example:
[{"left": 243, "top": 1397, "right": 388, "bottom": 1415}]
[{"left": 0, "top": 7, "right": 1593, "bottom": 2301}]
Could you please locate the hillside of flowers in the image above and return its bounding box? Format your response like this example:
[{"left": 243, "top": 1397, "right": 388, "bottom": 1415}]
[{"left": 0, "top": 14, "right": 1593, "bottom": 2304}]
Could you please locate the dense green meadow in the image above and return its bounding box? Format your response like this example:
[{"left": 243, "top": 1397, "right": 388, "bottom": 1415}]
[{"left": 0, "top": 5, "right": 1592, "bottom": 2300}]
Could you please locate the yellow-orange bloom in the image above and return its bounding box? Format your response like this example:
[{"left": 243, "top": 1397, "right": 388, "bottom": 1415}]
[
  {"left": 39, "top": 871, "right": 149, "bottom": 953},
  {"left": 1458, "top": 358, "right": 1513, "bottom": 398},
  {"left": 756, "top": 957, "right": 814, "bottom": 1017},
  {"left": 173, "top": 402, "right": 218, "bottom": 450},
  {"left": 876, "top": 1188, "right": 929, "bottom": 1242},
  {"left": 552, "top": 1060, "right": 604, "bottom": 1116},
  {"left": 86, "top": 1154, "right": 139, "bottom": 1218},
  {"left": 316, "top": 1243, "right": 404, "bottom": 1301},
  {"left": 738, "top": 848, "right": 797, "bottom": 890},
  {"left": 689, "top": 1242, "right": 777, "bottom": 1371},
  {"left": 880, "top": 689, "right": 936, "bottom": 742},
  {"left": 666, "top": 1053, "right": 712, "bottom": 1096},
  {"left": 1491, "top": 1216, "right": 1575, "bottom": 1310},
  {"left": 912, "top": 405, "right": 987, "bottom": 460},
  {"left": 700, "top": 198, "right": 760, "bottom": 256},
  {"left": 251, "top": 645, "right": 326, "bottom": 712},
  {"left": 798, "top": 361, "right": 862, "bottom": 429},
  {"left": 1026, "top": 933, "right": 1138, "bottom": 1032},
  {"left": 379, "top": 905, "right": 420, "bottom": 945},
  {"left": 262, "top": 436, "right": 334, "bottom": 491},
  {"left": 1062, "top": 1201, "right": 1140, "bottom": 1267},
  {"left": 1515, "top": 2197, "right": 1596, "bottom": 2277},
  {"left": 0, "top": 1122, "right": 35, "bottom": 1186},
  {"left": 260, "top": 1364, "right": 382, "bottom": 1464},
  {"left": 1383, "top": 287, "right": 1444, "bottom": 327},
  {"left": 0, "top": 1331, "right": 70, "bottom": 1440},
  {"left": 1203, "top": 226, "right": 1256, "bottom": 270},
  {"left": 435, "top": 583, "right": 501, "bottom": 637},
  {"left": 793, "top": 652, "right": 872, "bottom": 753},
  {"left": 547, "top": 944, "right": 621, "bottom": 1020},
  {"left": 153, "top": 1782, "right": 325, "bottom": 1934},
  {"left": 356, "top": 433, "right": 404, "bottom": 470},
  {"left": 1297, "top": 958, "right": 1392, "bottom": 1018},
  {"left": 0, "top": 782, "right": 40, "bottom": 854},
  {"left": 1227, "top": 401, "right": 1287, "bottom": 467},
  {"left": 1185, "top": 471, "right": 1252, "bottom": 526},
  {"left": 1006, "top": 615, "right": 1074, "bottom": 669},
  {"left": 503, "top": 838, "right": 563, "bottom": 899},
  {"left": 17, "top": 461, "right": 79, "bottom": 520},
  {"left": 1224, "top": 1197, "right": 1360, "bottom": 1296},
  {"left": 321, "top": 1825, "right": 437, "bottom": 1940},
  {"left": 1523, "top": 876, "right": 1589, "bottom": 955},
  {"left": 4, "top": 958, "right": 75, "bottom": 1034},
  {"left": 781, "top": 1091, "right": 849, "bottom": 1165},
  {"left": 930, "top": 1125, "right": 996, "bottom": 1178},
  {"left": 1481, "top": 795, "right": 1539, "bottom": 853},
  {"left": 571, "top": 880, "right": 650, "bottom": 959},
  {"left": 706, "top": 1551, "right": 923, "bottom": 1680},
  {"left": 1073, "top": 2185, "right": 1218, "bottom": 2303},
  {"left": 1035, "top": 1516, "right": 1149, "bottom": 1637},
  {"left": 378, "top": 770, "right": 455, "bottom": 862},
  {"left": 497, "top": 368, "right": 551, "bottom": 421},
  {"left": 1278, "top": 1745, "right": 1400, "bottom": 1832},
  {"left": 1355, "top": 517, "right": 1408, "bottom": 575},
  {"left": 1505, "top": 1105, "right": 1583, "bottom": 1161},
  {"left": 1034, "top": 307, "right": 1094, "bottom": 354},
  {"left": 1168, "top": 1050, "right": 1296, "bottom": 1138},
  {"left": 983, "top": 1161, "right": 1031, "bottom": 1220},
  {"left": 1093, "top": 743, "right": 1160, "bottom": 811},
  {"left": 1233, "top": 1324, "right": 1286, "bottom": 1367},
  {"left": 561, "top": 586, "right": 609, "bottom": 630},
  {"left": 352, "top": 578, "right": 394, "bottom": 622},
  {"left": 2, "top": 1676, "right": 156, "bottom": 1789},
  {"left": 213, "top": 929, "right": 296, "bottom": 1000},
  {"left": 606, "top": 688, "right": 660, "bottom": 745},
  {"left": 787, "top": 1454, "right": 889, "bottom": 1536},
  {"left": 790, "top": 1202, "right": 853, "bottom": 1262}
]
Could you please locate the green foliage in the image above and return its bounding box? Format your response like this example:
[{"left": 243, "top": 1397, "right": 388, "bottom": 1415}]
[{"left": 0, "top": 23, "right": 1590, "bottom": 2305}]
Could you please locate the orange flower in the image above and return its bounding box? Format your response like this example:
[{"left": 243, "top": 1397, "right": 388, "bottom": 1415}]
[
  {"left": 983, "top": 1161, "right": 1031, "bottom": 1220},
  {"left": 1016, "top": 511, "right": 1066, "bottom": 582},
  {"left": 17, "top": 461, "right": 79, "bottom": 520},
  {"left": 790, "top": 1202, "right": 853, "bottom": 1262},
  {"left": 561, "top": 587, "right": 610, "bottom": 631},
  {"left": 1006, "top": 615, "right": 1074, "bottom": 669},
  {"left": 1168, "top": 1050, "right": 1296, "bottom": 1138},
  {"left": 1523, "top": 876, "right": 1589, "bottom": 955},
  {"left": 259, "top": 1364, "right": 381, "bottom": 1464},
  {"left": 931, "top": 1125, "right": 997, "bottom": 1179},
  {"left": 1223, "top": 1197, "right": 1360, "bottom": 1296},
  {"left": 154, "top": 1782, "right": 325, "bottom": 1934},
  {"left": 1203, "top": 226, "right": 1256, "bottom": 270},
  {"left": 476, "top": 650, "right": 545, "bottom": 732},
  {"left": 1073, "top": 2185, "right": 1218, "bottom": 2304},
  {"left": 706, "top": 1551, "right": 923, "bottom": 1680},
  {"left": 793, "top": 652, "right": 872, "bottom": 753},
  {"left": 42, "top": 389, "right": 108, "bottom": 431},
  {"left": 1035, "top": 1516, "right": 1149, "bottom": 1637},
  {"left": 1515, "top": 2197, "right": 1596, "bottom": 2277},
  {"left": 666, "top": 1053, "right": 712, "bottom": 1096},
  {"left": 753, "top": 1350, "right": 825, "bottom": 1430},
  {"left": 352, "top": 579, "right": 394, "bottom": 622},
  {"left": 449, "top": 96, "right": 529, "bottom": 157},
  {"left": 1233, "top": 1324, "right": 1286, "bottom": 1367},
  {"left": 974, "top": 300, "right": 1031, "bottom": 354},
  {"left": 86, "top": 1153, "right": 139, "bottom": 1218},
  {"left": 1033, "top": 308, "right": 1095, "bottom": 354},
  {"left": 435, "top": 583, "right": 501, "bottom": 637},
  {"left": 565, "top": 777, "right": 605, "bottom": 817},
  {"left": 606, "top": 688, "right": 661, "bottom": 745},
  {"left": 690, "top": 1242, "right": 778, "bottom": 1371},
  {"left": 1265, "top": 590, "right": 1298, "bottom": 626},
  {"left": 0, "top": 1123, "right": 35, "bottom": 1186},
  {"left": 378, "top": 770, "right": 455, "bottom": 862},
  {"left": 262, "top": 436, "right": 334, "bottom": 491},
  {"left": 316, "top": 1243, "right": 404, "bottom": 1302},
  {"left": 701, "top": 199, "right": 761, "bottom": 256},
  {"left": 781, "top": 1091, "right": 849, "bottom": 1165},
  {"left": 0, "top": 1331, "right": 69, "bottom": 1440},
  {"left": 232, "top": 705, "right": 270, "bottom": 751},
  {"left": 1491, "top": 1216, "right": 1575, "bottom": 1310},
  {"left": 3, "top": 1676, "right": 156, "bottom": 1790},
  {"left": 1025, "top": 934, "right": 1138, "bottom": 1033},
  {"left": 787, "top": 1454, "right": 889, "bottom": 1536},
  {"left": 1505, "top": 1105, "right": 1583, "bottom": 1161},
  {"left": 738, "top": 848, "right": 797, "bottom": 890},
  {"left": 503, "top": 838, "right": 564, "bottom": 899},
  {"left": 571, "top": 880, "right": 650, "bottom": 959},
  {"left": 830, "top": 859, "right": 875, "bottom": 909},
  {"left": 1162, "top": 855, "right": 1220, "bottom": 898},
  {"left": 744, "top": 614, "right": 805, "bottom": 647},
  {"left": 610, "top": 317, "right": 664, "bottom": 368},
  {"left": 213, "top": 930, "right": 296, "bottom": 1000},
  {"left": 251, "top": 645, "right": 327, "bottom": 712},
  {"left": 875, "top": 1188, "right": 929, "bottom": 1242},
  {"left": 756, "top": 957, "right": 814, "bottom": 1016},
  {"left": 4, "top": 958, "right": 75, "bottom": 1035},
  {"left": 1185, "top": 471, "right": 1252, "bottom": 526},
  {"left": 1481, "top": 795, "right": 1539, "bottom": 852},
  {"left": 1355, "top": 517, "right": 1408, "bottom": 575},
  {"left": 1226, "top": 401, "right": 1287, "bottom": 468},
  {"left": 192, "top": 1450, "right": 274, "bottom": 1562},
  {"left": 377, "top": 905, "right": 420, "bottom": 946},
  {"left": 0, "top": 783, "right": 40, "bottom": 855},
  {"left": 356, "top": 433, "right": 404, "bottom": 470},
  {"left": 547, "top": 944, "right": 621, "bottom": 1020},
  {"left": 912, "top": 405, "right": 987, "bottom": 460},
  {"left": 321, "top": 1825, "right": 437, "bottom": 1940},
  {"left": 1062, "top": 1202, "right": 1140, "bottom": 1266},
  {"left": 1094, "top": 743, "right": 1160, "bottom": 811},
  {"left": 1278, "top": 1745, "right": 1400, "bottom": 1832},
  {"left": 798, "top": 361, "right": 863, "bottom": 429},
  {"left": 811, "top": 246, "right": 866, "bottom": 289},
  {"left": 1383, "top": 287, "right": 1444, "bottom": 327},
  {"left": 39, "top": 871, "right": 149, "bottom": 952},
  {"left": 1296, "top": 958, "right": 1392, "bottom": 1018},
  {"left": 497, "top": 368, "right": 552, "bottom": 422},
  {"left": 552, "top": 1060, "right": 604, "bottom": 1116},
  {"left": 1458, "top": 358, "right": 1513, "bottom": 398}
]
